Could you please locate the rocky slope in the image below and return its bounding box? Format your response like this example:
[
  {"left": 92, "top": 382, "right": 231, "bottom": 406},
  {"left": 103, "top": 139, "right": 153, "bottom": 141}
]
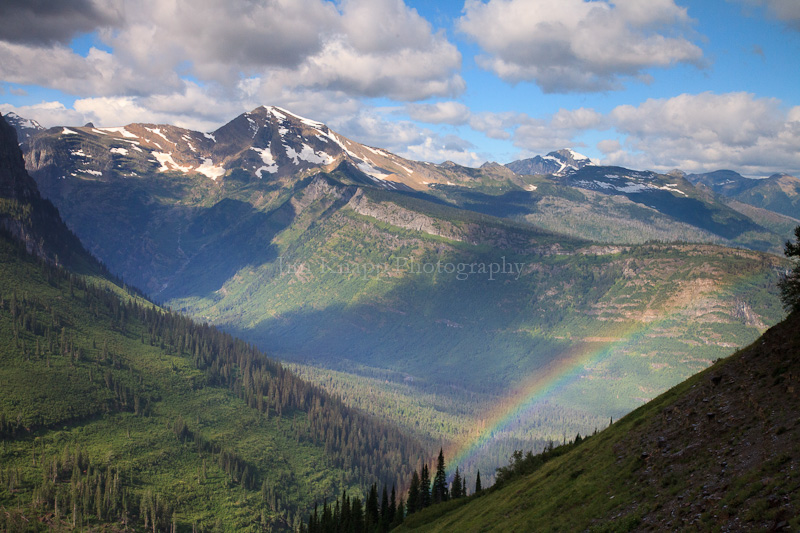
[
  {"left": 403, "top": 310, "right": 800, "bottom": 531},
  {"left": 0, "top": 113, "right": 97, "bottom": 271}
]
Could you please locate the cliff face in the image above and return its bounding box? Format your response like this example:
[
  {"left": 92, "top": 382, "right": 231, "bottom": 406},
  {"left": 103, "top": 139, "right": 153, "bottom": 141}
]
[
  {"left": 0, "top": 113, "right": 39, "bottom": 201},
  {"left": 0, "top": 113, "right": 98, "bottom": 272}
]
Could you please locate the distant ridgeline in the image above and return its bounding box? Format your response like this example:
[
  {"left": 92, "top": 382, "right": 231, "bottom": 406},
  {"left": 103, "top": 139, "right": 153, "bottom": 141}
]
[{"left": 0, "top": 112, "right": 425, "bottom": 531}]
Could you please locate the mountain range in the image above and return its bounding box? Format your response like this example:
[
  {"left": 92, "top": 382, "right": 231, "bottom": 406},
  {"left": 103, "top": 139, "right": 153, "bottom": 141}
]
[
  {"left": 6, "top": 107, "right": 794, "bottom": 485},
  {"left": 1, "top": 103, "right": 799, "bottom": 530}
]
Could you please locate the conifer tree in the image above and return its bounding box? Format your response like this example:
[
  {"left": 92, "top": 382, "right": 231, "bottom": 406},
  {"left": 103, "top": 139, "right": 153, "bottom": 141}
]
[
  {"left": 475, "top": 470, "right": 482, "bottom": 493},
  {"left": 407, "top": 470, "right": 420, "bottom": 515},
  {"left": 340, "top": 491, "right": 351, "bottom": 532},
  {"left": 432, "top": 448, "right": 449, "bottom": 504},
  {"left": 462, "top": 476, "right": 467, "bottom": 498},
  {"left": 394, "top": 497, "right": 405, "bottom": 527},
  {"left": 451, "top": 466, "right": 462, "bottom": 499},
  {"left": 419, "top": 463, "right": 431, "bottom": 509},
  {"left": 366, "top": 483, "right": 379, "bottom": 529},
  {"left": 779, "top": 225, "right": 800, "bottom": 312},
  {"left": 380, "top": 485, "right": 390, "bottom": 531},
  {"left": 350, "top": 496, "right": 364, "bottom": 532},
  {"left": 388, "top": 485, "right": 397, "bottom": 525}
]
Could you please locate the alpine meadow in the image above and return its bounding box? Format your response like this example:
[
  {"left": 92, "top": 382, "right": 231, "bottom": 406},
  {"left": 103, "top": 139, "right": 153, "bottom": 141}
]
[{"left": 1, "top": 0, "right": 799, "bottom": 531}]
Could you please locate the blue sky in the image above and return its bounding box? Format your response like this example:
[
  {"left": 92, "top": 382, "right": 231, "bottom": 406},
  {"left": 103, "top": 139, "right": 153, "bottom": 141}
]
[{"left": 1, "top": 0, "right": 799, "bottom": 176}]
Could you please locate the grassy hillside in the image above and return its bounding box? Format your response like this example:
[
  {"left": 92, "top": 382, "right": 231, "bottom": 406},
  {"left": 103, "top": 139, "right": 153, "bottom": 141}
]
[
  {"left": 0, "top": 230, "right": 423, "bottom": 531},
  {"left": 398, "top": 311, "right": 800, "bottom": 531}
]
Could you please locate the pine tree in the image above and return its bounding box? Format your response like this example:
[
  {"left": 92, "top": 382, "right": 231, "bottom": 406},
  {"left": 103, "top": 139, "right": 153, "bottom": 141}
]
[
  {"left": 419, "top": 463, "right": 431, "bottom": 509},
  {"left": 779, "top": 225, "right": 800, "bottom": 312},
  {"left": 432, "top": 448, "right": 448, "bottom": 504},
  {"left": 451, "top": 466, "right": 462, "bottom": 499},
  {"left": 462, "top": 476, "right": 467, "bottom": 498},
  {"left": 406, "top": 470, "right": 420, "bottom": 515},
  {"left": 388, "top": 485, "right": 397, "bottom": 525},
  {"left": 475, "top": 470, "right": 482, "bottom": 493},
  {"left": 380, "top": 485, "right": 390, "bottom": 532},
  {"left": 394, "top": 497, "right": 405, "bottom": 527},
  {"left": 365, "top": 483, "right": 379, "bottom": 529},
  {"left": 350, "top": 496, "right": 364, "bottom": 532}
]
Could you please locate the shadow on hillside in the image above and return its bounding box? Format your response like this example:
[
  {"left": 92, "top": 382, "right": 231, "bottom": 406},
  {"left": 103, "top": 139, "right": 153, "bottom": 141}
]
[{"left": 159, "top": 197, "right": 295, "bottom": 299}]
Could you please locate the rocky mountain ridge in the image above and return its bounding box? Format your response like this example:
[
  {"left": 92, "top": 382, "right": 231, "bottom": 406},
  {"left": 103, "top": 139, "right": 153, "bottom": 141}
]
[{"left": 505, "top": 148, "right": 593, "bottom": 176}]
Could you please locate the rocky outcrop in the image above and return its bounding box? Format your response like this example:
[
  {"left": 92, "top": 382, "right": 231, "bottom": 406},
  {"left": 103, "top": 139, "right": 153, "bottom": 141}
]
[
  {"left": 0, "top": 113, "right": 96, "bottom": 270},
  {"left": 0, "top": 113, "right": 39, "bottom": 201},
  {"left": 346, "top": 189, "right": 464, "bottom": 241}
]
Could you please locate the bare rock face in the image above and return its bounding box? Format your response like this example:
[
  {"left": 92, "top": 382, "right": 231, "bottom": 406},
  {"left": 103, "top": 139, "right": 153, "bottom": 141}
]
[
  {"left": 0, "top": 113, "right": 39, "bottom": 201},
  {"left": 0, "top": 113, "right": 94, "bottom": 269}
]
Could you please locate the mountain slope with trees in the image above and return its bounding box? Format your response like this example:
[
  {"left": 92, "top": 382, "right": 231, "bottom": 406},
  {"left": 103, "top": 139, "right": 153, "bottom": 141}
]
[{"left": 0, "top": 113, "right": 424, "bottom": 531}]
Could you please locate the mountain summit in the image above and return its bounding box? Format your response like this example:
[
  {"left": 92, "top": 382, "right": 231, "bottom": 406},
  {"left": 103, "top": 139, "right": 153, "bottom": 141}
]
[
  {"left": 505, "top": 148, "right": 593, "bottom": 176},
  {"left": 21, "top": 105, "right": 465, "bottom": 192}
]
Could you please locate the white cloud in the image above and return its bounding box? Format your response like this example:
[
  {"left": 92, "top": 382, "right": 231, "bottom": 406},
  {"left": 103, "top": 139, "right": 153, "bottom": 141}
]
[
  {"left": 406, "top": 101, "right": 471, "bottom": 125},
  {"left": 468, "top": 111, "right": 526, "bottom": 140},
  {"left": 597, "top": 139, "right": 622, "bottom": 155},
  {"left": 0, "top": 101, "right": 88, "bottom": 128},
  {"left": 508, "top": 108, "right": 605, "bottom": 154},
  {"left": 0, "top": 0, "right": 122, "bottom": 46},
  {"left": 458, "top": 0, "right": 703, "bottom": 93},
  {"left": 401, "top": 136, "right": 484, "bottom": 167},
  {"left": 733, "top": 0, "right": 800, "bottom": 30},
  {"left": 0, "top": 0, "right": 462, "bottom": 104},
  {"left": 329, "top": 109, "right": 483, "bottom": 166},
  {"left": 605, "top": 92, "right": 800, "bottom": 175}
]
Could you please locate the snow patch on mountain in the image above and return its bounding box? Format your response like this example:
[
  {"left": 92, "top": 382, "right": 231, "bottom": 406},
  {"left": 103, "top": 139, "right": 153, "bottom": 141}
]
[
  {"left": 195, "top": 158, "right": 225, "bottom": 180},
  {"left": 99, "top": 127, "right": 138, "bottom": 139},
  {"left": 284, "top": 143, "right": 334, "bottom": 166},
  {"left": 78, "top": 169, "right": 102, "bottom": 176},
  {"left": 145, "top": 127, "right": 171, "bottom": 145},
  {"left": 250, "top": 146, "right": 278, "bottom": 177},
  {"left": 269, "top": 106, "right": 325, "bottom": 129},
  {"left": 152, "top": 152, "right": 191, "bottom": 173}
]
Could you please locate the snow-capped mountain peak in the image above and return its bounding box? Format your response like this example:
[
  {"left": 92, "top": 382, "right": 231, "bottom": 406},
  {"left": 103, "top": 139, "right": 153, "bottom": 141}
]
[
  {"left": 505, "top": 148, "right": 593, "bottom": 176},
  {"left": 2, "top": 111, "right": 45, "bottom": 146}
]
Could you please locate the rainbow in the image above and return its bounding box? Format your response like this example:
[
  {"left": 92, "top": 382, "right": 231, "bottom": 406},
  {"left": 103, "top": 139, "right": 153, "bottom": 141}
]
[{"left": 444, "top": 269, "right": 776, "bottom": 479}]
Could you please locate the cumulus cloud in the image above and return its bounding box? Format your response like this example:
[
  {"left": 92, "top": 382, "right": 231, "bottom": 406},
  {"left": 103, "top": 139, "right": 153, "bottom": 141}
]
[
  {"left": 0, "top": 0, "right": 122, "bottom": 46},
  {"left": 329, "top": 109, "right": 483, "bottom": 166},
  {"left": 406, "top": 101, "right": 471, "bottom": 125},
  {"left": 0, "top": 0, "right": 462, "bottom": 103},
  {"left": 0, "top": 101, "right": 88, "bottom": 128},
  {"left": 508, "top": 108, "right": 604, "bottom": 154},
  {"left": 458, "top": 0, "right": 704, "bottom": 93},
  {"left": 402, "top": 136, "right": 484, "bottom": 167},
  {"left": 733, "top": 0, "right": 800, "bottom": 30},
  {"left": 605, "top": 92, "right": 800, "bottom": 175},
  {"left": 472, "top": 93, "right": 800, "bottom": 176}
]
